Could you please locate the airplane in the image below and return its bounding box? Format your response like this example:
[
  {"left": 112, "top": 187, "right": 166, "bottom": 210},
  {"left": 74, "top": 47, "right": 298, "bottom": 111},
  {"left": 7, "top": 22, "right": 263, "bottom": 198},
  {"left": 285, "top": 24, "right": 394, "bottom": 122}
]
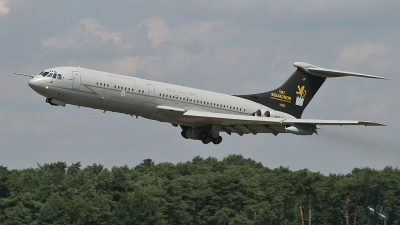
[{"left": 15, "top": 62, "right": 387, "bottom": 145}]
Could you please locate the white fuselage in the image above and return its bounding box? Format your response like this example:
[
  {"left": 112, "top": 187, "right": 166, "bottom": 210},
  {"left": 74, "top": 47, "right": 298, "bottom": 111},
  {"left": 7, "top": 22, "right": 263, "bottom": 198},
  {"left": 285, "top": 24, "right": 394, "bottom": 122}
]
[{"left": 28, "top": 67, "right": 289, "bottom": 128}]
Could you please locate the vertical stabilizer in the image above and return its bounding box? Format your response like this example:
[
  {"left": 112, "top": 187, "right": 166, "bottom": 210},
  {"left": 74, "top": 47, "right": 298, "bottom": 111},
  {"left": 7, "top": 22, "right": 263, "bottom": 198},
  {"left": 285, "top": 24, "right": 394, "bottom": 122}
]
[
  {"left": 236, "top": 68, "right": 326, "bottom": 118},
  {"left": 236, "top": 62, "right": 387, "bottom": 118}
]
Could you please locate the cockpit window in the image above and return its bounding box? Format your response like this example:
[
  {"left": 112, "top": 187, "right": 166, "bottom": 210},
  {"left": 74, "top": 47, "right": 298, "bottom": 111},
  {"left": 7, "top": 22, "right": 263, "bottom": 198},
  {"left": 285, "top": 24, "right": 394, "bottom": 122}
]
[
  {"left": 45, "top": 71, "right": 58, "bottom": 79},
  {"left": 40, "top": 70, "right": 62, "bottom": 79},
  {"left": 41, "top": 71, "right": 49, "bottom": 77}
]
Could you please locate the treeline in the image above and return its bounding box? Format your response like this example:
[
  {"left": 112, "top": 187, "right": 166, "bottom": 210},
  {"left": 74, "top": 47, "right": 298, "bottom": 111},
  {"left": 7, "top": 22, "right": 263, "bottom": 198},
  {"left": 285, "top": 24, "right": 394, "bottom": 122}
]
[{"left": 0, "top": 155, "right": 399, "bottom": 225}]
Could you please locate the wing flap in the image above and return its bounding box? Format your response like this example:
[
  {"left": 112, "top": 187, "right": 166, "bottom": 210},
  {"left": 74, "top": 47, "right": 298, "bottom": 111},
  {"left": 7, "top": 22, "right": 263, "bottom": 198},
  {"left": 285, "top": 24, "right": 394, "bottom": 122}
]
[{"left": 183, "top": 110, "right": 284, "bottom": 125}]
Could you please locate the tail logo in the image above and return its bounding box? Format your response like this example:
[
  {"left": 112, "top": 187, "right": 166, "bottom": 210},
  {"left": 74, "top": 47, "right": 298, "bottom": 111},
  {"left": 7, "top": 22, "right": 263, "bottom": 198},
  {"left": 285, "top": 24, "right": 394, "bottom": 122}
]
[
  {"left": 295, "top": 85, "right": 307, "bottom": 106},
  {"left": 270, "top": 90, "right": 292, "bottom": 103}
]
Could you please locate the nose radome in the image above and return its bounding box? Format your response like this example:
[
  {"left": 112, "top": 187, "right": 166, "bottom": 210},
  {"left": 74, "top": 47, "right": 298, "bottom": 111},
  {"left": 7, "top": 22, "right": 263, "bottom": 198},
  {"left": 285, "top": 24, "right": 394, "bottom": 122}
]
[
  {"left": 28, "top": 78, "right": 36, "bottom": 88},
  {"left": 28, "top": 78, "right": 43, "bottom": 92}
]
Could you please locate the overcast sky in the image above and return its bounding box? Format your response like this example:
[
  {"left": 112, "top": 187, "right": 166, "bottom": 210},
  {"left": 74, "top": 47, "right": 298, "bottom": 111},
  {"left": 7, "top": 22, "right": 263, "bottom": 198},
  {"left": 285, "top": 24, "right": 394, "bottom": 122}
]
[{"left": 1, "top": 0, "right": 399, "bottom": 174}]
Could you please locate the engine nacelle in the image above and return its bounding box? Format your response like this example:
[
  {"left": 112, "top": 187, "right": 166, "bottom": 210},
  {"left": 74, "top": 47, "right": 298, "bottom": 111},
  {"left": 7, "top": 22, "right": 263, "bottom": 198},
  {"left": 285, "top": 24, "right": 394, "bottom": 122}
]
[
  {"left": 186, "top": 128, "right": 207, "bottom": 140},
  {"left": 254, "top": 109, "right": 270, "bottom": 117},
  {"left": 285, "top": 126, "right": 316, "bottom": 135},
  {"left": 253, "top": 109, "right": 295, "bottom": 119}
]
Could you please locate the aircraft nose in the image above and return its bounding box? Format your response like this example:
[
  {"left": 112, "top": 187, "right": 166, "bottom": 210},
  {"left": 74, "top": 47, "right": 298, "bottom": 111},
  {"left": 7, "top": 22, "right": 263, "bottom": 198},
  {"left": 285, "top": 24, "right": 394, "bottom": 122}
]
[
  {"left": 28, "top": 78, "right": 44, "bottom": 93},
  {"left": 28, "top": 78, "right": 37, "bottom": 88}
]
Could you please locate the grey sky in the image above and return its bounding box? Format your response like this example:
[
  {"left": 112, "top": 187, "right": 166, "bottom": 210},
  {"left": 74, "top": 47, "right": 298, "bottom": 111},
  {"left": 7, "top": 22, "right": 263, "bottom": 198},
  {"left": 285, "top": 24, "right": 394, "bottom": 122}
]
[{"left": 1, "top": 0, "right": 399, "bottom": 174}]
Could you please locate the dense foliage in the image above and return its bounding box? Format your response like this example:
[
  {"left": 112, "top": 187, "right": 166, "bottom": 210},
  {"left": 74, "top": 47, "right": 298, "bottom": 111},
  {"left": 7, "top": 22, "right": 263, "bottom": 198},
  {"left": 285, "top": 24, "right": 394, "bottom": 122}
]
[{"left": 0, "top": 155, "right": 399, "bottom": 225}]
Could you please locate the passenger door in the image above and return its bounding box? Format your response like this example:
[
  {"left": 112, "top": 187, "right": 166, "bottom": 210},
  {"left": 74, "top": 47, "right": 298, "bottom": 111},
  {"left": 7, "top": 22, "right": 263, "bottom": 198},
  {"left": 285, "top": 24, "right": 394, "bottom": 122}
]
[
  {"left": 72, "top": 71, "right": 81, "bottom": 89},
  {"left": 147, "top": 84, "right": 155, "bottom": 102}
]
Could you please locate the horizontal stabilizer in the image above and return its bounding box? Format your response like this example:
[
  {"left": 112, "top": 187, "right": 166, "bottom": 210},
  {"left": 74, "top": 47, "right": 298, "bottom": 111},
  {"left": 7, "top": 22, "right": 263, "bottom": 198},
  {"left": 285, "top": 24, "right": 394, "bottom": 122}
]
[{"left": 294, "top": 62, "right": 389, "bottom": 80}]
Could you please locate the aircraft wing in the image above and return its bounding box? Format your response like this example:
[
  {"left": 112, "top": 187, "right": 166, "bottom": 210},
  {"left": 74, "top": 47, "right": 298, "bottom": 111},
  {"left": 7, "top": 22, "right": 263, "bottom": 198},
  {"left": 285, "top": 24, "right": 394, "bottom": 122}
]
[
  {"left": 183, "top": 110, "right": 384, "bottom": 126},
  {"left": 181, "top": 110, "right": 384, "bottom": 136}
]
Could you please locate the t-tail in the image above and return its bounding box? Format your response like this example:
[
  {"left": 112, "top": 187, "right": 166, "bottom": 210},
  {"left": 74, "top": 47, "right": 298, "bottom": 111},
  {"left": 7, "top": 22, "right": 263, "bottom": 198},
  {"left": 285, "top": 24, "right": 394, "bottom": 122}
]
[{"left": 236, "top": 62, "right": 388, "bottom": 119}]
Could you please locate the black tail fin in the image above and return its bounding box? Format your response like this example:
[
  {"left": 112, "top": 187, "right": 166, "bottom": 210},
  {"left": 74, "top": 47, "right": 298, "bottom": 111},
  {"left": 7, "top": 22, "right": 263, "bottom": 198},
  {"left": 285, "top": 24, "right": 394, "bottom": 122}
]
[{"left": 236, "top": 68, "right": 326, "bottom": 118}]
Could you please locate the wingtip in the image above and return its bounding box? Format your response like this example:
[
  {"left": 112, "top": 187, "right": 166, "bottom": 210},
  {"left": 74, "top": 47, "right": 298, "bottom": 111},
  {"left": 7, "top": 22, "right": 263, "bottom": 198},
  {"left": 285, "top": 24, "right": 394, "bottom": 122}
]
[
  {"left": 372, "top": 76, "right": 390, "bottom": 80},
  {"left": 364, "top": 122, "right": 386, "bottom": 126}
]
